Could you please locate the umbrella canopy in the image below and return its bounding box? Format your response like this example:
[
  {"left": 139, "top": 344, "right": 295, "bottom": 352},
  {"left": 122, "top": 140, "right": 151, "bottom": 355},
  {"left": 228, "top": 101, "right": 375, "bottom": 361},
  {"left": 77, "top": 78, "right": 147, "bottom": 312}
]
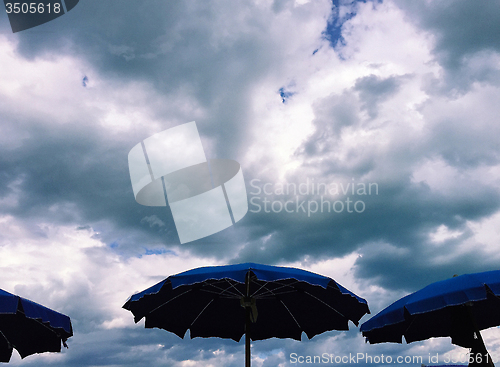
[
  {"left": 0, "top": 288, "right": 73, "bottom": 362},
  {"left": 360, "top": 271, "right": 500, "bottom": 366},
  {"left": 123, "top": 262, "right": 370, "bottom": 366}
]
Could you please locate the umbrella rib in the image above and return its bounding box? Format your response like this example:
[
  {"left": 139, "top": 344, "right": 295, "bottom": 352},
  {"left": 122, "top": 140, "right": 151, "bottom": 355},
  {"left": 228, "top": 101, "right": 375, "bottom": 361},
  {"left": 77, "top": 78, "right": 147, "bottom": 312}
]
[
  {"left": 16, "top": 309, "right": 68, "bottom": 339},
  {"left": 199, "top": 279, "right": 244, "bottom": 298},
  {"left": 34, "top": 318, "right": 66, "bottom": 338},
  {"left": 200, "top": 288, "right": 237, "bottom": 296},
  {"left": 190, "top": 299, "right": 214, "bottom": 327},
  {"left": 0, "top": 330, "right": 12, "bottom": 349},
  {"left": 250, "top": 281, "right": 270, "bottom": 298},
  {"left": 250, "top": 282, "right": 302, "bottom": 328},
  {"left": 148, "top": 289, "right": 193, "bottom": 315},
  {"left": 252, "top": 290, "right": 298, "bottom": 299},
  {"left": 251, "top": 280, "right": 301, "bottom": 298},
  {"left": 403, "top": 308, "right": 418, "bottom": 336},
  {"left": 200, "top": 279, "right": 237, "bottom": 288},
  {"left": 222, "top": 279, "right": 245, "bottom": 297},
  {"left": 279, "top": 300, "right": 301, "bottom": 329},
  {"left": 250, "top": 280, "right": 298, "bottom": 297},
  {"left": 199, "top": 289, "right": 241, "bottom": 298},
  {"left": 302, "top": 290, "right": 346, "bottom": 319},
  {"left": 148, "top": 282, "right": 240, "bottom": 318}
]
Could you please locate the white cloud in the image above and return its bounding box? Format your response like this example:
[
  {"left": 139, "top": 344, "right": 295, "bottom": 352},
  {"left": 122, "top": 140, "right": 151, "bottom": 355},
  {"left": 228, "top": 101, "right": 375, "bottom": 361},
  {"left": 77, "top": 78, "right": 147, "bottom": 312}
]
[{"left": 429, "top": 224, "right": 463, "bottom": 244}]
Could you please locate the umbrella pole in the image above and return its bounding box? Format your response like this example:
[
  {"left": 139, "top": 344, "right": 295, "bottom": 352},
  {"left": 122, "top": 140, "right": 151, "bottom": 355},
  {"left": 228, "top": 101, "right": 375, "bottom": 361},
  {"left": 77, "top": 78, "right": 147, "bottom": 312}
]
[
  {"left": 245, "top": 307, "right": 251, "bottom": 367},
  {"left": 468, "top": 330, "right": 494, "bottom": 367},
  {"left": 245, "top": 271, "right": 251, "bottom": 367},
  {"left": 465, "top": 305, "right": 495, "bottom": 367}
]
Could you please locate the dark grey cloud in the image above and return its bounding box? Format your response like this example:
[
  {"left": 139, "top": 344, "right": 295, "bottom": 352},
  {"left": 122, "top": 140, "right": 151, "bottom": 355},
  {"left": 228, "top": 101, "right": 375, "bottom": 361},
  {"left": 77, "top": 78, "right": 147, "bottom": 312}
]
[
  {"left": 277, "top": 67, "right": 500, "bottom": 290},
  {"left": 0, "top": 117, "right": 178, "bottom": 252},
  {"left": 395, "top": 0, "right": 500, "bottom": 92},
  {"left": 3, "top": 0, "right": 293, "bottom": 160},
  {"left": 354, "top": 237, "right": 500, "bottom": 294},
  {"left": 396, "top": 0, "right": 500, "bottom": 67},
  {"left": 2, "top": 0, "right": 499, "bottom": 288},
  {"left": 301, "top": 92, "right": 360, "bottom": 157},
  {"left": 425, "top": 113, "right": 500, "bottom": 168},
  {"left": 0, "top": 1, "right": 259, "bottom": 256},
  {"left": 0, "top": 0, "right": 343, "bottom": 261},
  {"left": 233, "top": 173, "right": 500, "bottom": 281},
  {"left": 299, "top": 74, "right": 406, "bottom": 159},
  {"left": 354, "top": 74, "right": 406, "bottom": 118}
]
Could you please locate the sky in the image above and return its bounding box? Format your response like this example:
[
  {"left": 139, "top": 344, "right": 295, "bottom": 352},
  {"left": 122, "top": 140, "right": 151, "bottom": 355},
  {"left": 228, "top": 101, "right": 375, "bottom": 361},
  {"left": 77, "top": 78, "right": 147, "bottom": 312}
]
[{"left": 1, "top": 0, "right": 500, "bottom": 365}]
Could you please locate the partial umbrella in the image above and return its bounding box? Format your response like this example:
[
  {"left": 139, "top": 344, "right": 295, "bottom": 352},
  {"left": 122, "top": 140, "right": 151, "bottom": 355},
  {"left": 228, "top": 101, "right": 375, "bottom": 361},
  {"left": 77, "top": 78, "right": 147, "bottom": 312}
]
[
  {"left": 360, "top": 270, "right": 500, "bottom": 366},
  {"left": 0, "top": 288, "right": 73, "bottom": 362},
  {"left": 123, "top": 262, "right": 370, "bottom": 366}
]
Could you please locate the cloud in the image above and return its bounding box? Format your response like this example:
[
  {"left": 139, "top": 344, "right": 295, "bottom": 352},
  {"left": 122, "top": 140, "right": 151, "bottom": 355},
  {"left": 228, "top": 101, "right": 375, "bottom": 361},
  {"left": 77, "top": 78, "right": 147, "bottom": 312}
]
[
  {"left": 1, "top": 0, "right": 500, "bottom": 365},
  {"left": 395, "top": 0, "right": 500, "bottom": 92},
  {"left": 354, "top": 74, "right": 406, "bottom": 118}
]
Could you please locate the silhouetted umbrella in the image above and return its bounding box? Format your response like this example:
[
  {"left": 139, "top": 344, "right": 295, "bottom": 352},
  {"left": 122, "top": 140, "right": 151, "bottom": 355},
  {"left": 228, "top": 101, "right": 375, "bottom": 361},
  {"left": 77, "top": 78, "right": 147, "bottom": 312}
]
[
  {"left": 123, "top": 262, "right": 370, "bottom": 366},
  {"left": 360, "top": 270, "right": 500, "bottom": 366},
  {"left": 0, "top": 288, "right": 73, "bottom": 362}
]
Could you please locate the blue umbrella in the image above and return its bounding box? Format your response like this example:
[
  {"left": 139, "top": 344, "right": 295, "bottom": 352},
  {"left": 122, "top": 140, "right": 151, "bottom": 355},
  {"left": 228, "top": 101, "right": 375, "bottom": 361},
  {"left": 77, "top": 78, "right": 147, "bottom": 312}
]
[
  {"left": 0, "top": 288, "right": 73, "bottom": 362},
  {"left": 360, "top": 270, "right": 500, "bottom": 366},
  {"left": 123, "top": 262, "right": 369, "bottom": 366}
]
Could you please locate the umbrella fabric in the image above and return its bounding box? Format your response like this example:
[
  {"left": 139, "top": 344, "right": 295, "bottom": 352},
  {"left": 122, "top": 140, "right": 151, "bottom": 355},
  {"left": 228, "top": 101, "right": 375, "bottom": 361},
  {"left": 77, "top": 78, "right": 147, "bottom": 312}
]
[
  {"left": 0, "top": 288, "right": 73, "bottom": 362},
  {"left": 360, "top": 270, "right": 500, "bottom": 344},
  {"left": 123, "top": 262, "right": 370, "bottom": 342}
]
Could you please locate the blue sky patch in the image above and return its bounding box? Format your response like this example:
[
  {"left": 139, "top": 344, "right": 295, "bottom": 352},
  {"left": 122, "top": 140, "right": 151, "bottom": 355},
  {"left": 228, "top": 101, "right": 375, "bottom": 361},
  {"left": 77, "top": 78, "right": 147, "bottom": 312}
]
[
  {"left": 324, "top": 0, "right": 383, "bottom": 48},
  {"left": 279, "top": 87, "right": 295, "bottom": 103}
]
